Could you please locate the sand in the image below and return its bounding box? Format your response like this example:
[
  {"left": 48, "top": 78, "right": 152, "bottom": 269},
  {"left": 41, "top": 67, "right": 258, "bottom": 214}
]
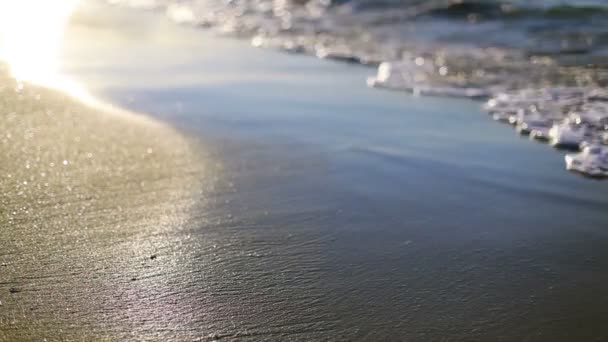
[{"left": 0, "top": 65, "right": 213, "bottom": 340}]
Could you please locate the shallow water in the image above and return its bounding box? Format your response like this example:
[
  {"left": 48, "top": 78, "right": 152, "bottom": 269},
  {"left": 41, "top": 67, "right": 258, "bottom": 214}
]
[
  {"left": 100, "top": 0, "right": 608, "bottom": 176},
  {"left": 41, "top": 2, "right": 608, "bottom": 340},
  {"left": 104, "top": 0, "right": 608, "bottom": 87}
]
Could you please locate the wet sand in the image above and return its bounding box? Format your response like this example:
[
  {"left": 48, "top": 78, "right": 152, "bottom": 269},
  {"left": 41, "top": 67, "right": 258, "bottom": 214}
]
[{"left": 0, "top": 66, "right": 215, "bottom": 340}]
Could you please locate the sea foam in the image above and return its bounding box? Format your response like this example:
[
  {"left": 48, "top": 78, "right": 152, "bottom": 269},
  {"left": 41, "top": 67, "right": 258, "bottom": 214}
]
[{"left": 105, "top": 0, "right": 608, "bottom": 177}]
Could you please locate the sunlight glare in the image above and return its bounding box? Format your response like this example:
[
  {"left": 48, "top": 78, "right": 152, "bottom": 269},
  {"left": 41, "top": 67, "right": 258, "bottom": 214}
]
[{"left": 0, "top": 0, "right": 96, "bottom": 103}]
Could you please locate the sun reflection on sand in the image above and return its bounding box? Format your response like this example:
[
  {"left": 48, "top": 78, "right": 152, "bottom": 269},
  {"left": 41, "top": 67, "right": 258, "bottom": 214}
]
[{"left": 0, "top": 0, "right": 103, "bottom": 106}]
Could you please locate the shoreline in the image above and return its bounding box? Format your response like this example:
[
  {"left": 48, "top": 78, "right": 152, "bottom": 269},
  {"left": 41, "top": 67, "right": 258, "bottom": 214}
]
[
  {"left": 2, "top": 1, "right": 608, "bottom": 340},
  {"left": 99, "top": 0, "right": 608, "bottom": 179}
]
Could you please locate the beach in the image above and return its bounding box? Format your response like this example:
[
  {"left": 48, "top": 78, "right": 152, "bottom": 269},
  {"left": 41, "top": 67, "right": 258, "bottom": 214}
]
[
  {"left": 0, "top": 55, "right": 211, "bottom": 339},
  {"left": 2, "top": 1, "right": 608, "bottom": 340}
]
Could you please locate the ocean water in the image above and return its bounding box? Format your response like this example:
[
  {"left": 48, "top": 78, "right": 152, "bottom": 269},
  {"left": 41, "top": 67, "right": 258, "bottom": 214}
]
[
  {"left": 102, "top": 0, "right": 608, "bottom": 175},
  {"left": 104, "top": 0, "right": 608, "bottom": 88}
]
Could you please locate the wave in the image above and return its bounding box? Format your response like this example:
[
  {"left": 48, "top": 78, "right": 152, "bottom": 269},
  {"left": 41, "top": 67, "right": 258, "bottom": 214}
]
[{"left": 105, "top": 0, "right": 608, "bottom": 176}]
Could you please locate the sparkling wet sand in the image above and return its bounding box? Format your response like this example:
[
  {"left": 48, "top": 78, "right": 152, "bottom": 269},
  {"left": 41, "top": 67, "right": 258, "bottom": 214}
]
[{"left": 0, "top": 66, "right": 217, "bottom": 340}]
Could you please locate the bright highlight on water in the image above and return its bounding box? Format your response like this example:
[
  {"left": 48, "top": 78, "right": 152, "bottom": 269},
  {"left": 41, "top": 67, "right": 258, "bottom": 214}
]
[
  {"left": 0, "top": 0, "right": 103, "bottom": 106},
  {"left": 0, "top": 0, "right": 78, "bottom": 82}
]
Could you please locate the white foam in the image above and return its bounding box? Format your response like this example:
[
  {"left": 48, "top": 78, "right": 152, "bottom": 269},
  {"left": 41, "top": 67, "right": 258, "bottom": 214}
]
[
  {"left": 482, "top": 88, "right": 608, "bottom": 177},
  {"left": 368, "top": 61, "right": 489, "bottom": 98},
  {"left": 565, "top": 144, "right": 608, "bottom": 178},
  {"left": 549, "top": 122, "right": 588, "bottom": 149}
]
